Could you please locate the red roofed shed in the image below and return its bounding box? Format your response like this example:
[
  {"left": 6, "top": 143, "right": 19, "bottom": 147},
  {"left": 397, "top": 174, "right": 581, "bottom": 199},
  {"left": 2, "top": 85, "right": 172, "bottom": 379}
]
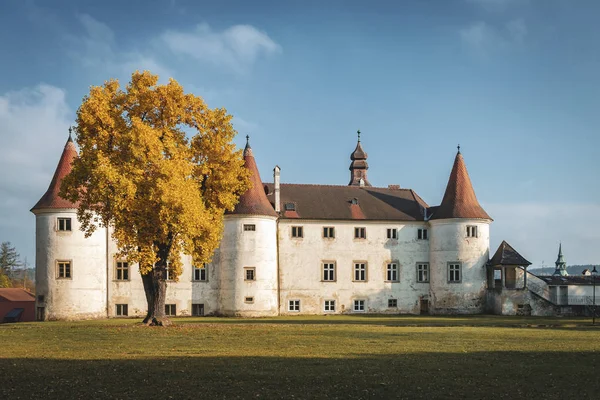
[{"left": 0, "top": 288, "right": 35, "bottom": 323}]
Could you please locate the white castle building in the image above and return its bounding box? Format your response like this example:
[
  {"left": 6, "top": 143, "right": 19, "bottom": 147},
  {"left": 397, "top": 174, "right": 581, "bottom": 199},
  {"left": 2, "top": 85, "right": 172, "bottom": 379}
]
[{"left": 33, "top": 132, "right": 550, "bottom": 320}]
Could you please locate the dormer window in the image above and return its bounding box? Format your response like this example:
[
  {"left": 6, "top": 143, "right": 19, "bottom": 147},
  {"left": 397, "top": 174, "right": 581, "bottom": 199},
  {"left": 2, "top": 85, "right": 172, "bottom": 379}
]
[
  {"left": 284, "top": 203, "right": 296, "bottom": 211},
  {"left": 351, "top": 198, "right": 359, "bottom": 205}
]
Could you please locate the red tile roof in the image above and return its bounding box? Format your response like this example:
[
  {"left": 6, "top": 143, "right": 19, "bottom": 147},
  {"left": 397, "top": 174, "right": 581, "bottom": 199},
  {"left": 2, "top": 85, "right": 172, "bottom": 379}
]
[
  {"left": 31, "top": 136, "right": 79, "bottom": 212},
  {"left": 228, "top": 140, "right": 278, "bottom": 217},
  {"left": 265, "top": 183, "right": 428, "bottom": 221},
  {"left": 0, "top": 288, "right": 35, "bottom": 302},
  {"left": 430, "top": 151, "right": 491, "bottom": 220}
]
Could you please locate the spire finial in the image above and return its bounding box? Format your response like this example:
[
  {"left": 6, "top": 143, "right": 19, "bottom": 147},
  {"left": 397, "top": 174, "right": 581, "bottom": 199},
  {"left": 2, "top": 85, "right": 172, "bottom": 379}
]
[
  {"left": 357, "top": 130, "right": 361, "bottom": 142},
  {"left": 68, "top": 126, "right": 73, "bottom": 142},
  {"left": 457, "top": 144, "right": 461, "bottom": 154},
  {"left": 246, "top": 135, "right": 249, "bottom": 145}
]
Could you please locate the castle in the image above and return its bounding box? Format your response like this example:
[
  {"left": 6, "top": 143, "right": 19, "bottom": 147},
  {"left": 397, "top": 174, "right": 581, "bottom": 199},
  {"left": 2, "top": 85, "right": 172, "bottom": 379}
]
[{"left": 32, "top": 131, "right": 540, "bottom": 320}]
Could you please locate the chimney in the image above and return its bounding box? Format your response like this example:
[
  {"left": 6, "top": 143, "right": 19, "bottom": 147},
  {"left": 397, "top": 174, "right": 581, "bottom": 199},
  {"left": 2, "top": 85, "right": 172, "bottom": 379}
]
[{"left": 273, "top": 165, "right": 281, "bottom": 213}]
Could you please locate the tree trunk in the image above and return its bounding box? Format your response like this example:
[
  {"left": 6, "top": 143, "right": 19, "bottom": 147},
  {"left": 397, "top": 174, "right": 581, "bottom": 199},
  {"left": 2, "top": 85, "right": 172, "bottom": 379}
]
[{"left": 141, "top": 265, "right": 171, "bottom": 326}]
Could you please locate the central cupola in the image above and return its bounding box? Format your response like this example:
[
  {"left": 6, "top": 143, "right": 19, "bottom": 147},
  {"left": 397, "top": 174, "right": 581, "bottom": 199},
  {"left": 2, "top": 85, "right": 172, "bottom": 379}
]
[{"left": 349, "top": 130, "right": 371, "bottom": 187}]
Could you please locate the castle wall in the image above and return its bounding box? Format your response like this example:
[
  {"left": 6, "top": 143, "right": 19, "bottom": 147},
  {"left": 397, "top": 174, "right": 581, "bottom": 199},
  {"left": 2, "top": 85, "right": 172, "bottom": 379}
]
[
  {"left": 278, "top": 220, "right": 430, "bottom": 315},
  {"left": 107, "top": 236, "right": 219, "bottom": 318},
  {"left": 429, "top": 218, "right": 490, "bottom": 314},
  {"left": 217, "top": 215, "right": 278, "bottom": 316},
  {"left": 34, "top": 210, "right": 107, "bottom": 320}
]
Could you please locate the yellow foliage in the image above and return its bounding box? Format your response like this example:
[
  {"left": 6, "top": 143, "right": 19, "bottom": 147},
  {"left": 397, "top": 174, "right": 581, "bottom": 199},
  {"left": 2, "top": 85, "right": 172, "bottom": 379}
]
[{"left": 60, "top": 71, "right": 250, "bottom": 280}]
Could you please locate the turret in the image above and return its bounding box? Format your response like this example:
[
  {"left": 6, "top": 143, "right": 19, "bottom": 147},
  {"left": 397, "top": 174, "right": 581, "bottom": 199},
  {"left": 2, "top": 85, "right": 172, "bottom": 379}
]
[
  {"left": 218, "top": 136, "right": 278, "bottom": 316},
  {"left": 428, "top": 147, "right": 492, "bottom": 314},
  {"left": 31, "top": 130, "right": 108, "bottom": 320},
  {"left": 349, "top": 130, "right": 371, "bottom": 187}
]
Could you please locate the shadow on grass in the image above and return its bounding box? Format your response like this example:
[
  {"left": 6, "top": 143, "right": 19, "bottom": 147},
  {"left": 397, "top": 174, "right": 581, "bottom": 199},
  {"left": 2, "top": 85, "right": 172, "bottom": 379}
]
[
  {"left": 167, "top": 315, "right": 600, "bottom": 330},
  {"left": 1, "top": 351, "right": 598, "bottom": 399}
]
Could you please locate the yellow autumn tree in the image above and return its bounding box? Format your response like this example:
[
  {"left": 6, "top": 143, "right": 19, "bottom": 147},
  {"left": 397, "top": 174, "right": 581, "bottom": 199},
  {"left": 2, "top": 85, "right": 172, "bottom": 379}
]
[{"left": 60, "top": 71, "right": 250, "bottom": 325}]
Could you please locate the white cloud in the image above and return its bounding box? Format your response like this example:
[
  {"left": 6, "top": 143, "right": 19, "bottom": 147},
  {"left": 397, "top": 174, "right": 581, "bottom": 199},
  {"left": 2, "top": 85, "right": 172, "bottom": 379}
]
[
  {"left": 0, "top": 84, "right": 73, "bottom": 263},
  {"left": 68, "top": 14, "right": 173, "bottom": 82},
  {"left": 460, "top": 21, "right": 503, "bottom": 51},
  {"left": 466, "top": 0, "right": 527, "bottom": 12},
  {"left": 161, "top": 23, "right": 281, "bottom": 73},
  {"left": 506, "top": 18, "right": 528, "bottom": 43},
  {"left": 460, "top": 19, "right": 527, "bottom": 54},
  {"left": 232, "top": 115, "right": 259, "bottom": 134},
  {"left": 487, "top": 202, "right": 600, "bottom": 267}
]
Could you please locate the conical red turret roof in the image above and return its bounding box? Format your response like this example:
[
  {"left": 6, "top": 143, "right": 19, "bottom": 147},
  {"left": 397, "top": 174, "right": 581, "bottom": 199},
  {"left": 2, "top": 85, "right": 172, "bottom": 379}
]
[
  {"left": 229, "top": 137, "right": 277, "bottom": 217},
  {"left": 31, "top": 135, "right": 79, "bottom": 212},
  {"left": 431, "top": 150, "right": 491, "bottom": 220}
]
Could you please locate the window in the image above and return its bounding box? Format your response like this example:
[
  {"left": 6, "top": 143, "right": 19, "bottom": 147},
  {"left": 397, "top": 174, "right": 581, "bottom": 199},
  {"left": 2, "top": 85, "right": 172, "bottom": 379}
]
[
  {"left": 353, "top": 299, "right": 365, "bottom": 312},
  {"left": 466, "top": 226, "right": 478, "bottom": 238},
  {"left": 418, "top": 228, "right": 428, "bottom": 240},
  {"left": 417, "top": 263, "right": 430, "bottom": 283},
  {"left": 37, "top": 295, "right": 45, "bottom": 302},
  {"left": 243, "top": 224, "right": 256, "bottom": 231},
  {"left": 56, "top": 261, "right": 71, "bottom": 279},
  {"left": 322, "top": 262, "right": 336, "bottom": 281},
  {"left": 448, "top": 263, "right": 461, "bottom": 283},
  {"left": 386, "top": 263, "right": 399, "bottom": 282},
  {"left": 165, "top": 304, "right": 177, "bottom": 316},
  {"left": 193, "top": 264, "right": 208, "bottom": 281},
  {"left": 115, "top": 261, "right": 129, "bottom": 281},
  {"left": 386, "top": 228, "right": 397, "bottom": 239},
  {"left": 116, "top": 304, "right": 128, "bottom": 316},
  {"left": 288, "top": 300, "right": 300, "bottom": 312},
  {"left": 354, "top": 227, "right": 366, "bottom": 239},
  {"left": 323, "top": 227, "right": 335, "bottom": 238},
  {"left": 165, "top": 264, "right": 174, "bottom": 281},
  {"left": 353, "top": 262, "right": 367, "bottom": 281},
  {"left": 291, "top": 226, "right": 304, "bottom": 238},
  {"left": 57, "top": 217, "right": 71, "bottom": 231},
  {"left": 324, "top": 300, "right": 336, "bottom": 312},
  {"left": 244, "top": 296, "right": 254, "bottom": 304},
  {"left": 388, "top": 299, "right": 398, "bottom": 308},
  {"left": 192, "top": 303, "right": 204, "bottom": 316},
  {"left": 284, "top": 203, "right": 296, "bottom": 211},
  {"left": 244, "top": 267, "right": 256, "bottom": 281}
]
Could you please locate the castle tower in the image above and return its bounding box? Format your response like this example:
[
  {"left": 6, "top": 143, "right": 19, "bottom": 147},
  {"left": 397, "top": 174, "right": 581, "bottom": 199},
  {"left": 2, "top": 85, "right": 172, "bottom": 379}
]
[
  {"left": 348, "top": 130, "right": 371, "bottom": 187},
  {"left": 31, "top": 131, "right": 108, "bottom": 320},
  {"left": 428, "top": 147, "right": 492, "bottom": 314},
  {"left": 553, "top": 243, "right": 568, "bottom": 276},
  {"left": 217, "top": 136, "right": 279, "bottom": 316}
]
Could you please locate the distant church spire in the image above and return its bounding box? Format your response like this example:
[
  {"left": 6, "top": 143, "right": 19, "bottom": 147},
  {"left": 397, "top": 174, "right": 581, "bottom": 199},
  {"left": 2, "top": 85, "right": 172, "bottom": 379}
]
[
  {"left": 349, "top": 130, "right": 371, "bottom": 187},
  {"left": 553, "top": 243, "right": 568, "bottom": 276}
]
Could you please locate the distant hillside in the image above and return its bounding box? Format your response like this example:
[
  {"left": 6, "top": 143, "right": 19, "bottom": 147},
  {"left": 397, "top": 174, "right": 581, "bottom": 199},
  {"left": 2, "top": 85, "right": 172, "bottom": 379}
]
[{"left": 529, "top": 265, "right": 596, "bottom": 276}]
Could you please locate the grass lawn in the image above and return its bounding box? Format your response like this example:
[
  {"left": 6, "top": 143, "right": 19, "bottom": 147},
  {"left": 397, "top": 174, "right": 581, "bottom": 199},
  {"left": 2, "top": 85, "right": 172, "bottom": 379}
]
[{"left": 1, "top": 315, "right": 599, "bottom": 399}]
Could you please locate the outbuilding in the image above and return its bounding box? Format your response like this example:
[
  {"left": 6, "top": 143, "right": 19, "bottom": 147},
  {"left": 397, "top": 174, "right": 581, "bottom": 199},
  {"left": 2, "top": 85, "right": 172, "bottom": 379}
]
[{"left": 0, "top": 288, "right": 35, "bottom": 322}]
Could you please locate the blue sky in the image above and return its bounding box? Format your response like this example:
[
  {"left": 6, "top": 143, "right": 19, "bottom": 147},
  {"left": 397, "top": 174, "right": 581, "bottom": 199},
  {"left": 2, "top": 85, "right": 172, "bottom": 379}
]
[{"left": 0, "top": 0, "right": 598, "bottom": 269}]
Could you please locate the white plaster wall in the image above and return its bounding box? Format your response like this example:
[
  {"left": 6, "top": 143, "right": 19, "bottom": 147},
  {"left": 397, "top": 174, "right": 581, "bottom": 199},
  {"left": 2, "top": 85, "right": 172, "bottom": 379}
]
[
  {"left": 429, "top": 219, "right": 490, "bottom": 314},
  {"left": 218, "top": 215, "right": 278, "bottom": 316},
  {"left": 34, "top": 210, "right": 107, "bottom": 320},
  {"left": 278, "top": 220, "right": 430, "bottom": 315},
  {"left": 108, "top": 242, "right": 220, "bottom": 318},
  {"left": 567, "top": 285, "right": 598, "bottom": 298}
]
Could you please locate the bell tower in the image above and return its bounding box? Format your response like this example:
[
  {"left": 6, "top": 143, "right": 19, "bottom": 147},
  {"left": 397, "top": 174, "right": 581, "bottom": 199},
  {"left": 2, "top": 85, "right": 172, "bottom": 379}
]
[{"left": 349, "top": 130, "right": 371, "bottom": 187}]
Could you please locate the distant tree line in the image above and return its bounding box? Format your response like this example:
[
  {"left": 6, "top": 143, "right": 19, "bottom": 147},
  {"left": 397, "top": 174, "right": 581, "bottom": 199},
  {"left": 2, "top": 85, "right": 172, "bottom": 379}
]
[
  {"left": 0, "top": 241, "right": 34, "bottom": 291},
  {"left": 529, "top": 265, "right": 597, "bottom": 276}
]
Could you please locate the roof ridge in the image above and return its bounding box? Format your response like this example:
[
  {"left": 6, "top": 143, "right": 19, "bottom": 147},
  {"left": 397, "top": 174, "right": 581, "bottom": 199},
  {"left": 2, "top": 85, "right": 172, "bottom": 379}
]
[{"left": 264, "top": 182, "right": 414, "bottom": 191}]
